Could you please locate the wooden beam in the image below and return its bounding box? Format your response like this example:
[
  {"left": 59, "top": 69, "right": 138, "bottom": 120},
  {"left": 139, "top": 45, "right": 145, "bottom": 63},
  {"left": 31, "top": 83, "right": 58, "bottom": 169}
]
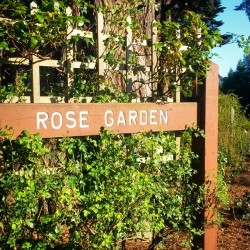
[
  {"left": 31, "top": 55, "right": 40, "bottom": 103},
  {"left": 192, "top": 62, "right": 219, "bottom": 250},
  {"left": 0, "top": 102, "right": 197, "bottom": 138}
]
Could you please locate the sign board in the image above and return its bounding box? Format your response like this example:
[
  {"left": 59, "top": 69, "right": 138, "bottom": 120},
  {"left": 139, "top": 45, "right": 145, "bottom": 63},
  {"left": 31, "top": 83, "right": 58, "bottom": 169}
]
[
  {"left": 0, "top": 102, "right": 197, "bottom": 138},
  {"left": 0, "top": 63, "right": 219, "bottom": 250}
]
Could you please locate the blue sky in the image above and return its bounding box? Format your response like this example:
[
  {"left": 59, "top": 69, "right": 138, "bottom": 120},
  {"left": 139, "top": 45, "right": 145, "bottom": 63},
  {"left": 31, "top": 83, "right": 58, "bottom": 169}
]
[{"left": 212, "top": 0, "right": 250, "bottom": 77}]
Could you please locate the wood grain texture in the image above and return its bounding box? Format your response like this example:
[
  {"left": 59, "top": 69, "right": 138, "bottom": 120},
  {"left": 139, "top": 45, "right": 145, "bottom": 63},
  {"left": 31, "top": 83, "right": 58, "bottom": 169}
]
[{"left": 0, "top": 102, "right": 197, "bottom": 138}]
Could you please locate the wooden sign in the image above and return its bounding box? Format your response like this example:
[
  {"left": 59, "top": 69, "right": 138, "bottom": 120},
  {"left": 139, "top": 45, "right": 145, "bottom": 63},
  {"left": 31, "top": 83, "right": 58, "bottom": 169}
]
[
  {"left": 0, "top": 102, "right": 197, "bottom": 138},
  {"left": 0, "top": 63, "right": 219, "bottom": 250}
]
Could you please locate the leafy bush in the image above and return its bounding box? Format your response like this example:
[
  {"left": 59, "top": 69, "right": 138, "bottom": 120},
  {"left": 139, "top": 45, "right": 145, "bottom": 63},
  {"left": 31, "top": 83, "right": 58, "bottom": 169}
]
[
  {"left": 219, "top": 93, "right": 250, "bottom": 173},
  {"left": 0, "top": 129, "right": 203, "bottom": 249},
  {"left": 217, "top": 151, "right": 230, "bottom": 211},
  {"left": 235, "top": 192, "right": 250, "bottom": 221}
]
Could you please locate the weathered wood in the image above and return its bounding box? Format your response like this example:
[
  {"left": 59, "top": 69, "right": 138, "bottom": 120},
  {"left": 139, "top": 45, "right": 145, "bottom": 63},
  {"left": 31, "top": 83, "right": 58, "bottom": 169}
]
[
  {"left": 31, "top": 55, "right": 40, "bottom": 103},
  {"left": 0, "top": 102, "right": 197, "bottom": 138},
  {"left": 204, "top": 63, "right": 219, "bottom": 250},
  {"left": 192, "top": 62, "right": 219, "bottom": 250},
  {"left": 151, "top": 21, "right": 158, "bottom": 96},
  {"left": 67, "top": 30, "right": 93, "bottom": 39},
  {"left": 97, "top": 12, "right": 105, "bottom": 76},
  {"left": 0, "top": 58, "right": 29, "bottom": 66},
  {"left": 65, "top": 7, "right": 74, "bottom": 102},
  {"left": 126, "top": 16, "right": 133, "bottom": 93},
  {"left": 73, "top": 61, "right": 96, "bottom": 69},
  {"left": 35, "top": 59, "right": 62, "bottom": 67}
]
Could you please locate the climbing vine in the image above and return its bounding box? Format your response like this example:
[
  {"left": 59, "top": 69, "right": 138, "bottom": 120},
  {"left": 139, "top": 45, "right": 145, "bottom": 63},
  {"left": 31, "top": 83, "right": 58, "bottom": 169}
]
[{"left": 0, "top": 0, "right": 222, "bottom": 100}]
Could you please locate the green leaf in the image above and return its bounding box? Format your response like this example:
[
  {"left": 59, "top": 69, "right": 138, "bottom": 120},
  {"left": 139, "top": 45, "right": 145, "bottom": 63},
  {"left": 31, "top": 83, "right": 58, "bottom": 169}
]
[
  {"left": 0, "top": 41, "right": 8, "bottom": 50},
  {"left": 77, "top": 16, "right": 88, "bottom": 27},
  {"left": 25, "top": 219, "right": 34, "bottom": 228},
  {"left": 40, "top": 215, "right": 52, "bottom": 224},
  {"left": 36, "top": 14, "right": 44, "bottom": 23},
  {"left": 30, "top": 37, "right": 38, "bottom": 47},
  {"left": 22, "top": 242, "right": 32, "bottom": 249}
]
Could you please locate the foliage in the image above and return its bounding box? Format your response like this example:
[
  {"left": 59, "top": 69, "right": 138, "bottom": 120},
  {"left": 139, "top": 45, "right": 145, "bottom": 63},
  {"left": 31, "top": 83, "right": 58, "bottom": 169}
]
[
  {"left": 0, "top": 1, "right": 222, "bottom": 100},
  {"left": 234, "top": 192, "right": 250, "bottom": 221},
  {"left": 0, "top": 71, "right": 30, "bottom": 103},
  {"left": 236, "top": 34, "right": 250, "bottom": 54},
  {"left": 0, "top": 129, "right": 204, "bottom": 249},
  {"left": 235, "top": 0, "right": 250, "bottom": 21},
  {"left": 216, "top": 151, "right": 230, "bottom": 213},
  {"left": 221, "top": 54, "right": 250, "bottom": 118},
  {"left": 0, "top": 0, "right": 93, "bottom": 57},
  {"left": 154, "top": 11, "right": 221, "bottom": 97},
  {"left": 218, "top": 93, "right": 250, "bottom": 173},
  {"left": 158, "top": 0, "right": 225, "bottom": 30}
]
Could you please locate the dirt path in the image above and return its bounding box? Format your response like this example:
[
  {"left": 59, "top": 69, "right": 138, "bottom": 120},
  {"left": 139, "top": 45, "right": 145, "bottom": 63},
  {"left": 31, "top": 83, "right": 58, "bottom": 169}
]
[{"left": 218, "top": 158, "right": 250, "bottom": 250}]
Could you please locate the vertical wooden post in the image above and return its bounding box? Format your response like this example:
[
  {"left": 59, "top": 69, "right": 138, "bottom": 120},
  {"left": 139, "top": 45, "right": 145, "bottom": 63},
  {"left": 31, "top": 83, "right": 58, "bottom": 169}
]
[
  {"left": 175, "top": 28, "right": 181, "bottom": 158},
  {"left": 126, "top": 16, "right": 133, "bottom": 93},
  {"left": 193, "top": 62, "right": 219, "bottom": 249},
  {"left": 30, "top": 2, "right": 40, "bottom": 103},
  {"left": 151, "top": 21, "right": 157, "bottom": 98},
  {"left": 31, "top": 55, "right": 40, "bottom": 103},
  {"left": 66, "top": 6, "right": 74, "bottom": 103},
  {"left": 175, "top": 73, "right": 181, "bottom": 159},
  {"left": 97, "top": 12, "right": 105, "bottom": 77}
]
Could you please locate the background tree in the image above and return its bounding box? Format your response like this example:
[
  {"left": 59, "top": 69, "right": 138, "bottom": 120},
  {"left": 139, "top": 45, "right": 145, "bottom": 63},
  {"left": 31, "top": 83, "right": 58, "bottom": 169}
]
[
  {"left": 220, "top": 0, "right": 250, "bottom": 118},
  {"left": 221, "top": 54, "right": 250, "bottom": 117},
  {"left": 235, "top": 0, "right": 250, "bottom": 21},
  {"left": 157, "top": 0, "right": 225, "bottom": 29}
]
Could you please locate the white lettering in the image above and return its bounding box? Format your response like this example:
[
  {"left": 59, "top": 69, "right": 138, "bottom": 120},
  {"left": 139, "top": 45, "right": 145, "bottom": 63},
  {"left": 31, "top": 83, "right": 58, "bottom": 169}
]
[
  {"left": 79, "top": 111, "right": 89, "bottom": 128},
  {"left": 129, "top": 110, "right": 138, "bottom": 125},
  {"left": 66, "top": 111, "right": 77, "bottom": 128},
  {"left": 51, "top": 112, "right": 63, "bottom": 130},
  {"left": 160, "top": 110, "right": 168, "bottom": 124},
  {"left": 37, "top": 112, "right": 49, "bottom": 129},
  {"left": 117, "top": 111, "right": 126, "bottom": 126},
  {"left": 140, "top": 110, "right": 148, "bottom": 125},
  {"left": 150, "top": 110, "right": 158, "bottom": 125},
  {"left": 37, "top": 108, "right": 168, "bottom": 131},
  {"left": 104, "top": 110, "right": 114, "bottom": 127}
]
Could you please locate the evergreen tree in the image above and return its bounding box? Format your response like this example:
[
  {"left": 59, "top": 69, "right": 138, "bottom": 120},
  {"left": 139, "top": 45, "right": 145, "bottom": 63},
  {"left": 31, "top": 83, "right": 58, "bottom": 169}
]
[
  {"left": 221, "top": 54, "right": 250, "bottom": 117},
  {"left": 235, "top": 0, "right": 250, "bottom": 21},
  {"left": 158, "top": 0, "right": 225, "bottom": 30}
]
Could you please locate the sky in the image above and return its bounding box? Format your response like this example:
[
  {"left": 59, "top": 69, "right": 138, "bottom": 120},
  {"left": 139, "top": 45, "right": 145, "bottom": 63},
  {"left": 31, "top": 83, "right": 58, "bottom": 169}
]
[{"left": 212, "top": 0, "right": 250, "bottom": 77}]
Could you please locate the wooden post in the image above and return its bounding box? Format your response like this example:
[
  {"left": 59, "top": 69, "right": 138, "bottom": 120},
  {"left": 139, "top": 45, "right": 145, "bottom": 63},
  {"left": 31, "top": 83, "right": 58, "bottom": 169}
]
[
  {"left": 31, "top": 55, "right": 40, "bottom": 103},
  {"left": 30, "top": 2, "right": 40, "bottom": 103},
  {"left": 175, "top": 74, "right": 181, "bottom": 159},
  {"left": 192, "top": 62, "right": 219, "bottom": 250},
  {"left": 151, "top": 20, "right": 157, "bottom": 98},
  {"left": 66, "top": 6, "right": 74, "bottom": 103},
  {"left": 97, "top": 12, "right": 105, "bottom": 76},
  {"left": 126, "top": 16, "right": 133, "bottom": 93},
  {"left": 174, "top": 28, "right": 181, "bottom": 158}
]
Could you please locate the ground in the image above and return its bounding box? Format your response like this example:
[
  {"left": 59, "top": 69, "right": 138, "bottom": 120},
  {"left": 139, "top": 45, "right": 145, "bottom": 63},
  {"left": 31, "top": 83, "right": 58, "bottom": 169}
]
[
  {"left": 217, "top": 157, "right": 250, "bottom": 250},
  {"left": 125, "top": 157, "right": 250, "bottom": 250}
]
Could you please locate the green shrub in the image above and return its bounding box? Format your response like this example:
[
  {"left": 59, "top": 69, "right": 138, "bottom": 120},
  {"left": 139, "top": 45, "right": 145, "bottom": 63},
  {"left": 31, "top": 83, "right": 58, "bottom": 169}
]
[
  {"left": 0, "top": 129, "right": 203, "bottom": 249},
  {"left": 235, "top": 192, "right": 250, "bottom": 221},
  {"left": 219, "top": 93, "right": 250, "bottom": 173},
  {"left": 217, "top": 151, "right": 230, "bottom": 211}
]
